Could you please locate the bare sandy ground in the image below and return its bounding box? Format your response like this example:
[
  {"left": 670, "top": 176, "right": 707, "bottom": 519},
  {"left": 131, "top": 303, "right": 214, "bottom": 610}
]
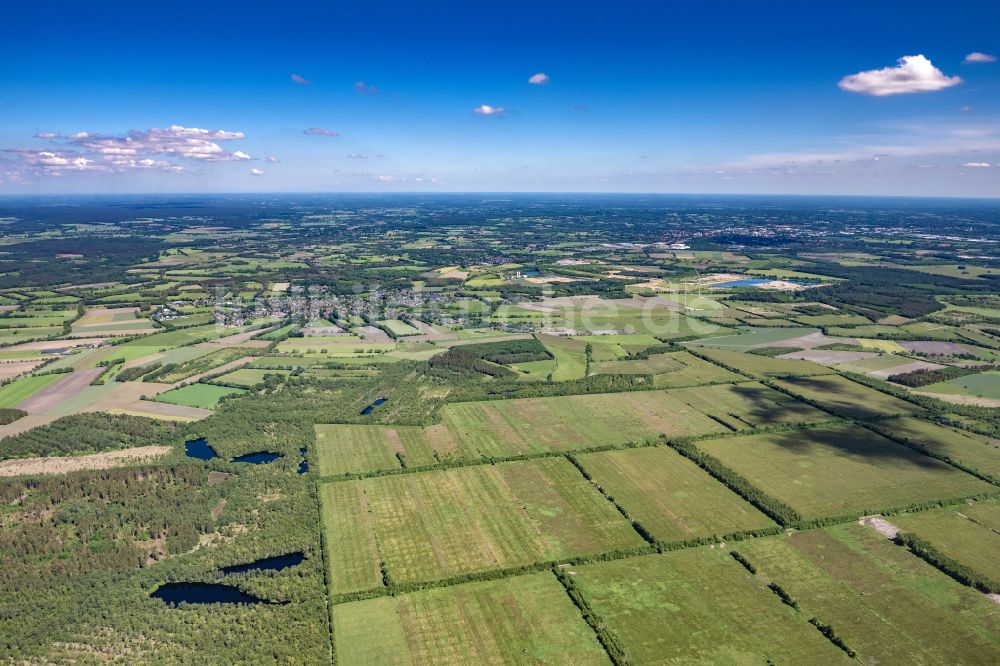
[
  {"left": 868, "top": 360, "right": 944, "bottom": 379},
  {"left": 780, "top": 349, "right": 876, "bottom": 364},
  {"left": 109, "top": 401, "right": 213, "bottom": 421},
  {"left": 756, "top": 331, "right": 858, "bottom": 350},
  {"left": 203, "top": 328, "right": 273, "bottom": 346},
  {"left": 16, "top": 368, "right": 104, "bottom": 413},
  {"left": 0, "top": 414, "right": 58, "bottom": 439},
  {"left": 0, "top": 445, "right": 172, "bottom": 477},
  {"left": 900, "top": 341, "right": 972, "bottom": 355},
  {"left": 858, "top": 515, "right": 900, "bottom": 539},
  {"left": 4, "top": 338, "right": 106, "bottom": 352},
  {"left": 913, "top": 391, "right": 1000, "bottom": 409},
  {"left": 0, "top": 359, "right": 47, "bottom": 381},
  {"left": 356, "top": 326, "right": 392, "bottom": 342}
]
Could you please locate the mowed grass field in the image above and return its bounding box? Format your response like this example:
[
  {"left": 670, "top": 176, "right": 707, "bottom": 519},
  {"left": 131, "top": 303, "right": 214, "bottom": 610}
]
[
  {"left": 868, "top": 416, "right": 1000, "bottom": 483},
  {"left": 570, "top": 548, "right": 847, "bottom": 664},
  {"left": 772, "top": 374, "right": 922, "bottom": 419},
  {"left": 322, "top": 458, "right": 643, "bottom": 587},
  {"left": 333, "top": 573, "right": 610, "bottom": 665},
  {"left": 697, "top": 424, "right": 993, "bottom": 519},
  {"left": 153, "top": 383, "right": 246, "bottom": 409},
  {"left": 893, "top": 501, "right": 1000, "bottom": 585},
  {"left": 211, "top": 367, "right": 291, "bottom": 387},
  {"left": 576, "top": 446, "right": 775, "bottom": 541},
  {"left": 314, "top": 383, "right": 829, "bottom": 476},
  {"left": 736, "top": 524, "right": 1000, "bottom": 663}
]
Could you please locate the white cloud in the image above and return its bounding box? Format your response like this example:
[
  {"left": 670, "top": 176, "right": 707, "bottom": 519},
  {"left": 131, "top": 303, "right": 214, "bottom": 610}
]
[
  {"left": 304, "top": 127, "right": 339, "bottom": 136},
  {"left": 291, "top": 73, "right": 311, "bottom": 84},
  {"left": 250, "top": 168, "right": 265, "bottom": 176},
  {"left": 473, "top": 104, "right": 506, "bottom": 116},
  {"left": 964, "top": 52, "right": 997, "bottom": 64},
  {"left": 962, "top": 162, "right": 992, "bottom": 167},
  {"left": 353, "top": 81, "right": 379, "bottom": 95},
  {"left": 265, "top": 155, "right": 281, "bottom": 163},
  {"left": 528, "top": 72, "right": 550, "bottom": 85},
  {"left": 839, "top": 55, "right": 962, "bottom": 96},
  {"left": 346, "top": 153, "right": 368, "bottom": 159},
  {"left": 7, "top": 124, "right": 251, "bottom": 176}
]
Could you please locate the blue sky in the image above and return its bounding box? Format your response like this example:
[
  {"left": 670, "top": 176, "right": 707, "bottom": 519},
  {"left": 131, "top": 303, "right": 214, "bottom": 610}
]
[{"left": 1, "top": 0, "right": 999, "bottom": 195}]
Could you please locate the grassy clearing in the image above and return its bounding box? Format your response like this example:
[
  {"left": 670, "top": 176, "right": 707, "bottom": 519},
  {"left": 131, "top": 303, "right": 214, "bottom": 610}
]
[
  {"left": 867, "top": 417, "right": 1000, "bottom": 482},
  {"left": 0, "top": 374, "right": 62, "bottom": 408},
  {"left": 694, "top": 346, "right": 833, "bottom": 378},
  {"left": 333, "top": 573, "right": 610, "bottom": 665},
  {"left": 698, "top": 423, "right": 993, "bottom": 519},
  {"left": 667, "top": 382, "right": 828, "bottom": 430},
  {"left": 922, "top": 371, "right": 1000, "bottom": 400},
  {"left": 539, "top": 334, "right": 588, "bottom": 380},
  {"left": 378, "top": 319, "right": 421, "bottom": 336},
  {"left": 577, "top": 446, "right": 775, "bottom": 541},
  {"left": 315, "top": 423, "right": 442, "bottom": 476},
  {"left": 571, "top": 548, "right": 846, "bottom": 664},
  {"left": 325, "top": 458, "right": 642, "bottom": 585},
  {"left": 148, "top": 347, "right": 252, "bottom": 383},
  {"left": 210, "top": 367, "right": 290, "bottom": 387},
  {"left": 153, "top": 383, "right": 246, "bottom": 409},
  {"left": 319, "top": 481, "right": 383, "bottom": 595},
  {"left": 893, "top": 500, "right": 1000, "bottom": 585},
  {"left": 440, "top": 390, "right": 725, "bottom": 458},
  {"left": 737, "top": 524, "right": 1000, "bottom": 664},
  {"left": 772, "top": 374, "right": 922, "bottom": 419}
]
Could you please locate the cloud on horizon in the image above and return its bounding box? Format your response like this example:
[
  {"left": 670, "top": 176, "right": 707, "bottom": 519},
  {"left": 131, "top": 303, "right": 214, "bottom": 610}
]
[
  {"left": 303, "top": 127, "right": 339, "bottom": 136},
  {"left": 250, "top": 167, "right": 265, "bottom": 175},
  {"left": 9, "top": 125, "right": 251, "bottom": 176},
  {"left": 839, "top": 55, "right": 962, "bottom": 96}
]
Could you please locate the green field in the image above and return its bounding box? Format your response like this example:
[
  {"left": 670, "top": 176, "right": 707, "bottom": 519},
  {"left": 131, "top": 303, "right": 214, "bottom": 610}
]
[
  {"left": 921, "top": 371, "right": 1000, "bottom": 400},
  {"left": 773, "top": 374, "right": 922, "bottom": 419},
  {"left": 322, "top": 458, "right": 643, "bottom": 586},
  {"left": 571, "top": 548, "right": 847, "bottom": 664},
  {"left": 893, "top": 501, "right": 1000, "bottom": 585},
  {"left": 153, "top": 383, "right": 246, "bottom": 408},
  {"left": 333, "top": 573, "right": 610, "bottom": 665},
  {"left": 148, "top": 347, "right": 252, "bottom": 383},
  {"left": 736, "top": 524, "right": 1000, "bottom": 663},
  {"left": 0, "top": 373, "right": 61, "bottom": 408},
  {"left": 211, "top": 367, "right": 290, "bottom": 387},
  {"left": 698, "top": 423, "right": 993, "bottom": 519},
  {"left": 378, "top": 319, "right": 421, "bottom": 336},
  {"left": 577, "top": 446, "right": 775, "bottom": 541},
  {"left": 315, "top": 383, "right": 827, "bottom": 476},
  {"left": 867, "top": 416, "right": 1000, "bottom": 482}
]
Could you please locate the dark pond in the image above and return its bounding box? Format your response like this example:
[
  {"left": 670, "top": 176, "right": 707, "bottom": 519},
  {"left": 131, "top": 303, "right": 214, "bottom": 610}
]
[
  {"left": 230, "top": 451, "right": 282, "bottom": 464},
  {"left": 184, "top": 438, "right": 218, "bottom": 461},
  {"left": 152, "top": 582, "right": 273, "bottom": 606},
  {"left": 297, "top": 448, "right": 308, "bottom": 475},
  {"left": 360, "top": 397, "right": 387, "bottom": 415},
  {"left": 221, "top": 552, "right": 306, "bottom": 576}
]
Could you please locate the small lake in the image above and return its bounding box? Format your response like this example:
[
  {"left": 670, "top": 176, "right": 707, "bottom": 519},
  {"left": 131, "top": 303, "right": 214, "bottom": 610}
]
[
  {"left": 221, "top": 552, "right": 306, "bottom": 575},
  {"left": 231, "top": 451, "right": 282, "bottom": 464},
  {"left": 360, "top": 397, "right": 387, "bottom": 415},
  {"left": 152, "top": 582, "right": 272, "bottom": 606},
  {"left": 297, "top": 448, "right": 308, "bottom": 475},
  {"left": 184, "top": 438, "right": 218, "bottom": 461}
]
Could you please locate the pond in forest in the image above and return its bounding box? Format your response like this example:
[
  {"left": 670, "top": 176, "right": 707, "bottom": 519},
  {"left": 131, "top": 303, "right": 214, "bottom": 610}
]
[
  {"left": 152, "top": 582, "right": 272, "bottom": 606},
  {"left": 221, "top": 552, "right": 306, "bottom": 575},
  {"left": 230, "top": 451, "right": 282, "bottom": 464},
  {"left": 184, "top": 438, "right": 218, "bottom": 460},
  {"left": 360, "top": 397, "right": 387, "bottom": 415}
]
